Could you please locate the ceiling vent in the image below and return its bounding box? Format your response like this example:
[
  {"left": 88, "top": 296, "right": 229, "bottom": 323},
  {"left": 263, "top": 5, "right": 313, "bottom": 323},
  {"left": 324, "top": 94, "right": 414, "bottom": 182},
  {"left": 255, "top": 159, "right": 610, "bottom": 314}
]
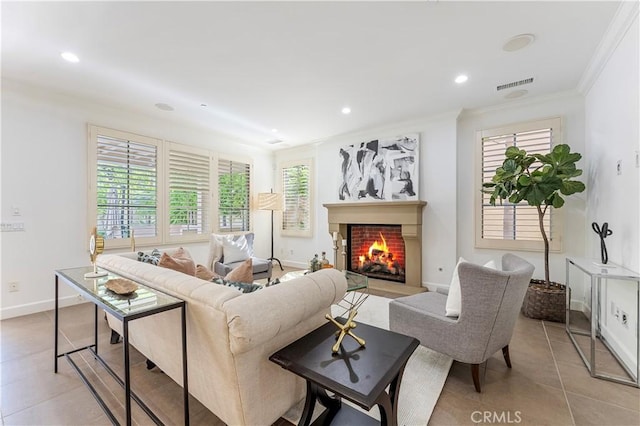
[
  {"left": 496, "top": 78, "right": 534, "bottom": 91},
  {"left": 266, "top": 139, "right": 283, "bottom": 145}
]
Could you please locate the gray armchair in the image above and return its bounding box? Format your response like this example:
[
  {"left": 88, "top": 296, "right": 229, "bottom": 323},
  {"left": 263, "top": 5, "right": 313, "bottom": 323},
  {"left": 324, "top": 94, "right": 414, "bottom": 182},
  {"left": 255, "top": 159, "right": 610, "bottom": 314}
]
[
  {"left": 389, "top": 253, "right": 534, "bottom": 392},
  {"left": 207, "top": 233, "right": 273, "bottom": 281}
]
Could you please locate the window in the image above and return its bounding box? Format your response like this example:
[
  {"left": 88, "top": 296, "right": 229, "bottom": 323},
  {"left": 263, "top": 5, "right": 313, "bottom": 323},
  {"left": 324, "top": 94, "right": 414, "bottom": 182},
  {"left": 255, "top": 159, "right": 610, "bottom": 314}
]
[
  {"left": 217, "top": 158, "right": 251, "bottom": 232},
  {"left": 475, "top": 117, "right": 563, "bottom": 251},
  {"left": 167, "top": 143, "right": 212, "bottom": 241},
  {"left": 280, "top": 159, "right": 313, "bottom": 237},
  {"left": 89, "top": 125, "right": 244, "bottom": 248},
  {"left": 88, "top": 126, "right": 162, "bottom": 248}
]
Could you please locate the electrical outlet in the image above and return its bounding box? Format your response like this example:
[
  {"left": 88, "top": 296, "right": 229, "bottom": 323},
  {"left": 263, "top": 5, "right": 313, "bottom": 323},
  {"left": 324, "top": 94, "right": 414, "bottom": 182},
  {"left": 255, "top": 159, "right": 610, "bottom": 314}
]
[
  {"left": 8, "top": 281, "right": 19, "bottom": 292},
  {"left": 621, "top": 311, "right": 628, "bottom": 327},
  {"left": 617, "top": 160, "right": 622, "bottom": 175},
  {"left": 289, "top": 249, "right": 294, "bottom": 255}
]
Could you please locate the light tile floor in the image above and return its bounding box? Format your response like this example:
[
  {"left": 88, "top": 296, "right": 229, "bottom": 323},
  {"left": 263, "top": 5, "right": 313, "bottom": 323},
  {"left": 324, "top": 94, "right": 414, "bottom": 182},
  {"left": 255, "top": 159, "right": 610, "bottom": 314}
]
[{"left": 1, "top": 267, "right": 638, "bottom": 425}]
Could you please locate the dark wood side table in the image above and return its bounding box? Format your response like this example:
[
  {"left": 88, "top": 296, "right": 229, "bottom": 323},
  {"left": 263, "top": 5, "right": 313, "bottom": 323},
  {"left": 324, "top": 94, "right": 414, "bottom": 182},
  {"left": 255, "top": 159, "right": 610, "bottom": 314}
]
[{"left": 270, "top": 319, "right": 419, "bottom": 426}]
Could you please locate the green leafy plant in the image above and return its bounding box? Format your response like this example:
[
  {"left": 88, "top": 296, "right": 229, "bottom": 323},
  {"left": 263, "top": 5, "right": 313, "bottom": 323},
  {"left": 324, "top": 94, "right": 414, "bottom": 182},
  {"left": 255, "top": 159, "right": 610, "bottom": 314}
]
[{"left": 483, "top": 144, "right": 585, "bottom": 287}]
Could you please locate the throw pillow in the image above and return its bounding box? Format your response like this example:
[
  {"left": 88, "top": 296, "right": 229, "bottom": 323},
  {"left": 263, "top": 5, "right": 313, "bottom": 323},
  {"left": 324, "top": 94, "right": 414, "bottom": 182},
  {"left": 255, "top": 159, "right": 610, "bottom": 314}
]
[
  {"left": 221, "top": 235, "right": 253, "bottom": 264},
  {"left": 224, "top": 258, "right": 253, "bottom": 283},
  {"left": 211, "top": 277, "right": 263, "bottom": 294},
  {"left": 445, "top": 258, "right": 497, "bottom": 318},
  {"left": 196, "top": 264, "right": 219, "bottom": 281},
  {"left": 138, "top": 249, "right": 161, "bottom": 265},
  {"left": 158, "top": 248, "right": 196, "bottom": 276}
]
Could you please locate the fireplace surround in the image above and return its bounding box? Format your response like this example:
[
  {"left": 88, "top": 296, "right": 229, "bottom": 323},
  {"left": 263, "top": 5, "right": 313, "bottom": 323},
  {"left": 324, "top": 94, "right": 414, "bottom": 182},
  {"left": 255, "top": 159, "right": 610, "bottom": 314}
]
[{"left": 324, "top": 201, "right": 427, "bottom": 295}]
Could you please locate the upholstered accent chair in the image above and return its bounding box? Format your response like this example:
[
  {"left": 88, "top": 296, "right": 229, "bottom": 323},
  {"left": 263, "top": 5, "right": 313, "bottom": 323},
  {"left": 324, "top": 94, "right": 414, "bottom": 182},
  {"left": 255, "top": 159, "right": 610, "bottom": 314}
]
[
  {"left": 207, "top": 232, "right": 273, "bottom": 281},
  {"left": 389, "top": 253, "right": 534, "bottom": 392}
]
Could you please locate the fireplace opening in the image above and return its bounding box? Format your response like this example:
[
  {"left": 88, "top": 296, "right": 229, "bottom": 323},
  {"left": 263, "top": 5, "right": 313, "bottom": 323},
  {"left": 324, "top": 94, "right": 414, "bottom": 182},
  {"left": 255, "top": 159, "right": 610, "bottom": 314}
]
[{"left": 347, "top": 224, "right": 405, "bottom": 283}]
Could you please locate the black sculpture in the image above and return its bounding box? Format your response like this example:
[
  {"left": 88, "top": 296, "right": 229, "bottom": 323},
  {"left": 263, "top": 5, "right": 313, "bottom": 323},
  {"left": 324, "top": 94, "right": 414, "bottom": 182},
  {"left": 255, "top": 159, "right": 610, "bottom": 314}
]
[{"left": 592, "top": 222, "right": 613, "bottom": 264}]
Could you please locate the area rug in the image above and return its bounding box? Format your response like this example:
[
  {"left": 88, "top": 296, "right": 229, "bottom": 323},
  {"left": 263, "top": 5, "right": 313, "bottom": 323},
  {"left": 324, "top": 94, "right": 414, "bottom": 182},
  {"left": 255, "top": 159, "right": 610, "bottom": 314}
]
[{"left": 285, "top": 294, "right": 452, "bottom": 425}]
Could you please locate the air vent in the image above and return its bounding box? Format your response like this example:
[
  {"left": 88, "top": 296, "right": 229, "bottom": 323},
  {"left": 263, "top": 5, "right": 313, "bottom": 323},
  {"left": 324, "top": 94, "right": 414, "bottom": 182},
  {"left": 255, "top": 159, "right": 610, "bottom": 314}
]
[
  {"left": 266, "top": 139, "right": 283, "bottom": 145},
  {"left": 496, "top": 78, "right": 534, "bottom": 91}
]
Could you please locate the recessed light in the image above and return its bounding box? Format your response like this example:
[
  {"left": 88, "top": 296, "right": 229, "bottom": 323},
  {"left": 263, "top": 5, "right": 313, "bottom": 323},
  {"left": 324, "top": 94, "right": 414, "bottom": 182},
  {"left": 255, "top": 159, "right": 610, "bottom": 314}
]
[
  {"left": 503, "top": 34, "right": 535, "bottom": 52},
  {"left": 155, "top": 103, "right": 174, "bottom": 111},
  {"left": 341, "top": 107, "right": 351, "bottom": 115},
  {"left": 61, "top": 52, "right": 79, "bottom": 63},
  {"left": 272, "top": 128, "right": 278, "bottom": 133},
  {"left": 504, "top": 89, "right": 529, "bottom": 99},
  {"left": 455, "top": 75, "right": 468, "bottom": 84}
]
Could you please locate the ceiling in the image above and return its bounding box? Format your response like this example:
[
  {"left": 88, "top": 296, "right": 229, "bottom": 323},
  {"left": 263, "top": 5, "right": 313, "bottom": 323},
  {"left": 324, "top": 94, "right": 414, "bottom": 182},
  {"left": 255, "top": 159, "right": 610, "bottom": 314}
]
[{"left": 1, "top": 1, "right": 620, "bottom": 149}]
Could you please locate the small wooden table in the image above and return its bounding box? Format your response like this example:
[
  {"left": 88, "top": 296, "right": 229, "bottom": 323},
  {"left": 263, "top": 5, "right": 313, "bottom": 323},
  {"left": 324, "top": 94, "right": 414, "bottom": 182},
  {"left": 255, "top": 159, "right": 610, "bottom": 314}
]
[{"left": 270, "top": 319, "right": 418, "bottom": 426}]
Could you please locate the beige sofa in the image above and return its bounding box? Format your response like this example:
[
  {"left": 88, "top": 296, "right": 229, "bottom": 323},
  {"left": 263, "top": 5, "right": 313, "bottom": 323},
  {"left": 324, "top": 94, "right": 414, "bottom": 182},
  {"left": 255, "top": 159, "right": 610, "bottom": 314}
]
[{"left": 96, "top": 249, "right": 347, "bottom": 425}]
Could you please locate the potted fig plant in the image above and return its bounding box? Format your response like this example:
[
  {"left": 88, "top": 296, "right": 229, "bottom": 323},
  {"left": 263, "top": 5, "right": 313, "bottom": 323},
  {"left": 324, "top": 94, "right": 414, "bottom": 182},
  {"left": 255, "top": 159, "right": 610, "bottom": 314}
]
[{"left": 483, "top": 144, "right": 585, "bottom": 322}]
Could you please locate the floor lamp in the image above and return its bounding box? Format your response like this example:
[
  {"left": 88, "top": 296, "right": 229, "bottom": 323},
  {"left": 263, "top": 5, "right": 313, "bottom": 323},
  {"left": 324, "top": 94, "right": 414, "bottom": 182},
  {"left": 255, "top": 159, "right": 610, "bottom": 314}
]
[{"left": 257, "top": 190, "right": 284, "bottom": 271}]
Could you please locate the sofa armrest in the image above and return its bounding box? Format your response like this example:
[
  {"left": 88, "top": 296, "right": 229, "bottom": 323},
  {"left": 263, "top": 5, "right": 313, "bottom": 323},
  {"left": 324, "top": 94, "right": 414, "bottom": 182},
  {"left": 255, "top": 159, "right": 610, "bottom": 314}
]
[{"left": 224, "top": 269, "right": 348, "bottom": 354}]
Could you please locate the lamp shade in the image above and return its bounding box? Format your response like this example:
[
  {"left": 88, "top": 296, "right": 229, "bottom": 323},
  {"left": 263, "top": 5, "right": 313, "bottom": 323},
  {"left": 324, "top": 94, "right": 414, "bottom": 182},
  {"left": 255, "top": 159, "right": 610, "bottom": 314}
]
[{"left": 257, "top": 192, "right": 283, "bottom": 211}]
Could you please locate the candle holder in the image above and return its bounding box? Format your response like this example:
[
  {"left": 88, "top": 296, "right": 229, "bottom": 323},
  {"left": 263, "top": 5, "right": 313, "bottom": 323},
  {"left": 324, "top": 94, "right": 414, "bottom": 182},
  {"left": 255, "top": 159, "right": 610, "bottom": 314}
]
[
  {"left": 341, "top": 245, "right": 347, "bottom": 271},
  {"left": 333, "top": 242, "right": 338, "bottom": 268}
]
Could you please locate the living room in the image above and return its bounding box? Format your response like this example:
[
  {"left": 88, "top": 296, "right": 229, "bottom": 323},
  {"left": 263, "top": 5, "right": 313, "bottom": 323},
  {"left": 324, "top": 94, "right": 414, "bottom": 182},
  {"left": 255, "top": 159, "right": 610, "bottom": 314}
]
[{"left": 1, "top": 1, "right": 639, "bottom": 425}]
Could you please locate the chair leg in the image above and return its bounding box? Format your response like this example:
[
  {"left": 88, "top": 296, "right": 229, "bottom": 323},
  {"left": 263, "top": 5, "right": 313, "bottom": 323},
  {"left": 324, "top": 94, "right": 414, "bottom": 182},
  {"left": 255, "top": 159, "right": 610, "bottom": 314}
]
[
  {"left": 502, "top": 345, "right": 512, "bottom": 368},
  {"left": 471, "top": 364, "right": 481, "bottom": 393}
]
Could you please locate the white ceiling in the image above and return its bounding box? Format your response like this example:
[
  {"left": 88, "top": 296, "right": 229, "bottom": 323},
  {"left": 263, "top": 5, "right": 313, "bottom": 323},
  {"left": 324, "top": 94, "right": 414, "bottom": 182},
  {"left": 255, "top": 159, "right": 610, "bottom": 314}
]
[{"left": 1, "top": 1, "right": 620, "bottom": 149}]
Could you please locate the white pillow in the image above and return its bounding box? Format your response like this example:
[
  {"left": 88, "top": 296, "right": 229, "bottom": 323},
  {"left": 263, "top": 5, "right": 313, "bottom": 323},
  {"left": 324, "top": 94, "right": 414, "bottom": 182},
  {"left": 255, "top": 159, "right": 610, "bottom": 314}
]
[
  {"left": 222, "top": 235, "right": 253, "bottom": 264},
  {"left": 445, "top": 258, "right": 497, "bottom": 318}
]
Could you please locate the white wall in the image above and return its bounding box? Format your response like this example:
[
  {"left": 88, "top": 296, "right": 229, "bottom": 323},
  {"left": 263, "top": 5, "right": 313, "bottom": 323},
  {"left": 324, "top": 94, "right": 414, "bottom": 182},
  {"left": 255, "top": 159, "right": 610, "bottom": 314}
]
[
  {"left": 457, "top": 93, "right": 587, "bottom": 283},
  {"left": 274, "top": 112, "right": 460, "bottom": 287},
  {"left": 584, "top": 12, "right": 639, "bottom": 372},
  {"left": 0, "top": 79, "right": 274, "bottom": 319}
]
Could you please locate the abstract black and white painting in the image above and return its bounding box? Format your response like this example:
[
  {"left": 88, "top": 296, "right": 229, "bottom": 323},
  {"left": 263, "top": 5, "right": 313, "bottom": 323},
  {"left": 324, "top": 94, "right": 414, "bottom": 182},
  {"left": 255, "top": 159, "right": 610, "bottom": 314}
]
[{"left": 338, "top": 134, "right": 419, "bottom": 201}]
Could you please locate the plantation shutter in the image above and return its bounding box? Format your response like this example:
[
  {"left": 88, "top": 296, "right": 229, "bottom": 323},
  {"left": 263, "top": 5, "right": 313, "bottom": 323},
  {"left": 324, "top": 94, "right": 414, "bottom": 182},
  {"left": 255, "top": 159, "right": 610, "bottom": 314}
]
[
  {"left": 217, "top": 159, "right": 251, "bottom": 232},
  {"left": 96, "top": 135, "right": 158, "bottom": 241},
  {"left": 167, "top": 144, "right": 211, "bottom": 239},
  {"left": 481, "top": 127, "right": 553, "bottom": 242},
  {"left": 282, "top": 164, "right": 311, "bottom": 232}
]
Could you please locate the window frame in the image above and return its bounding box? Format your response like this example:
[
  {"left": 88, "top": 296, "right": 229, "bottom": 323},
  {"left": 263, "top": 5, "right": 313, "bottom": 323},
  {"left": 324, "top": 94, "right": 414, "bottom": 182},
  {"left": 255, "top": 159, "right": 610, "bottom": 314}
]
[
  {"left": 279, "top": 158, "right": 313, "bottom": 238},
  {"left": 215, "top": 155, "right": 253, "bottom": 234},
  {"left": 88, "top": 125, "right": 164, "bottom": 249},
  {"left": 474, "top": 117, "right": 564, "bottom": 252}
]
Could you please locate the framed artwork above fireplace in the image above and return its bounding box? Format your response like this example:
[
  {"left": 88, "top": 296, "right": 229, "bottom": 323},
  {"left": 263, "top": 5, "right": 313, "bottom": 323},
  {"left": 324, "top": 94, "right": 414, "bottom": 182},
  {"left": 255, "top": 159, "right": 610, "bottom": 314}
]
[{"left": 338, "top": 134, "right": 419, "bottom": 202}]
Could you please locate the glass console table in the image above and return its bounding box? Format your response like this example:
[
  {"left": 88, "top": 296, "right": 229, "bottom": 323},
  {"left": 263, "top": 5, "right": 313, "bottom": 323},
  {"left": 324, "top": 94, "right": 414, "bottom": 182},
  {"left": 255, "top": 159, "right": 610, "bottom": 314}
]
[
  {"left": 55, "top": 267, "right": 189, "bottom": 425},
  {"left": 565, "top": 257, "right": 639, "bottom": 387}
]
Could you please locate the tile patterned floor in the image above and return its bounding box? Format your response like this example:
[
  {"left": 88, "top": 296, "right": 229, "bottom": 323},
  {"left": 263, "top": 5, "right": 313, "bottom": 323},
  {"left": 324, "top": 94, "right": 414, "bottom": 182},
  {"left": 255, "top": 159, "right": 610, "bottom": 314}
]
[{"left": 1, "top": 267, "right": 638, "bottom": 425}]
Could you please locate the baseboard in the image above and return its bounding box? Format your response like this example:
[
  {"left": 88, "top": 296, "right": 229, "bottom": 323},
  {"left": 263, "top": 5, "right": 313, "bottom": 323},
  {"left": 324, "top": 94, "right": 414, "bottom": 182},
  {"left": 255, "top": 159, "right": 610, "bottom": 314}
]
[
  {"left": 425, "top": 282, "right": 448, "bottom": 293},
  {"left": 600, "top": 325, "right": 637, "bottom": 375},
  {"left": 0, "top": 295, "right": 86, "bottom": 320},
  {"left": 281, "top": 260, "right": 309, "bottom": 270}
]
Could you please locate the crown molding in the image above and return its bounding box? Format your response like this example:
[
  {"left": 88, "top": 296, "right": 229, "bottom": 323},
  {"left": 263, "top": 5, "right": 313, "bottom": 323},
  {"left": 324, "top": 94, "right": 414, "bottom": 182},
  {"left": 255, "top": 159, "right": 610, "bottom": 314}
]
[
  {"left": 577, "top": 1, "right": 639, "bottom": 95},
  {"left": 458, "top": 89, "right": 581, "bottom": 119}
]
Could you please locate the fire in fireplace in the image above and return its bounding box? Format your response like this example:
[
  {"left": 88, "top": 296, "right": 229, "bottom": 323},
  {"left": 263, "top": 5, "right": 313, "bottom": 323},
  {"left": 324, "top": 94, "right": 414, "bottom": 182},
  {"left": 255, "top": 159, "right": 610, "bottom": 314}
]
[{"left": 348, "top": 224, "right": 405, "bottom": 283}]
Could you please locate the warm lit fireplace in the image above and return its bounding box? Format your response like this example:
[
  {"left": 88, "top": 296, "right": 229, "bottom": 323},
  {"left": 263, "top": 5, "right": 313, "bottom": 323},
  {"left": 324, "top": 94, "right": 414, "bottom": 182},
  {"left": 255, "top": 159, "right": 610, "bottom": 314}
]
[
  {"left": 348, "top": 224, "right": 405, "bottom": 283},
  {"left": 324, "top": 200, "right": 427, "bottom": 296}
]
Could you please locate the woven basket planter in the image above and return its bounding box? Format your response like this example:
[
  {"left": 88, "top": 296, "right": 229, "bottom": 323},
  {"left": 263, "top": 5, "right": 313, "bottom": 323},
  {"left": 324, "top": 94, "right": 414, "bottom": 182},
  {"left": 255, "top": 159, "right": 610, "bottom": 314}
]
[{"left": 521, "top": 279, "right": 566, "bottom": 323}]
